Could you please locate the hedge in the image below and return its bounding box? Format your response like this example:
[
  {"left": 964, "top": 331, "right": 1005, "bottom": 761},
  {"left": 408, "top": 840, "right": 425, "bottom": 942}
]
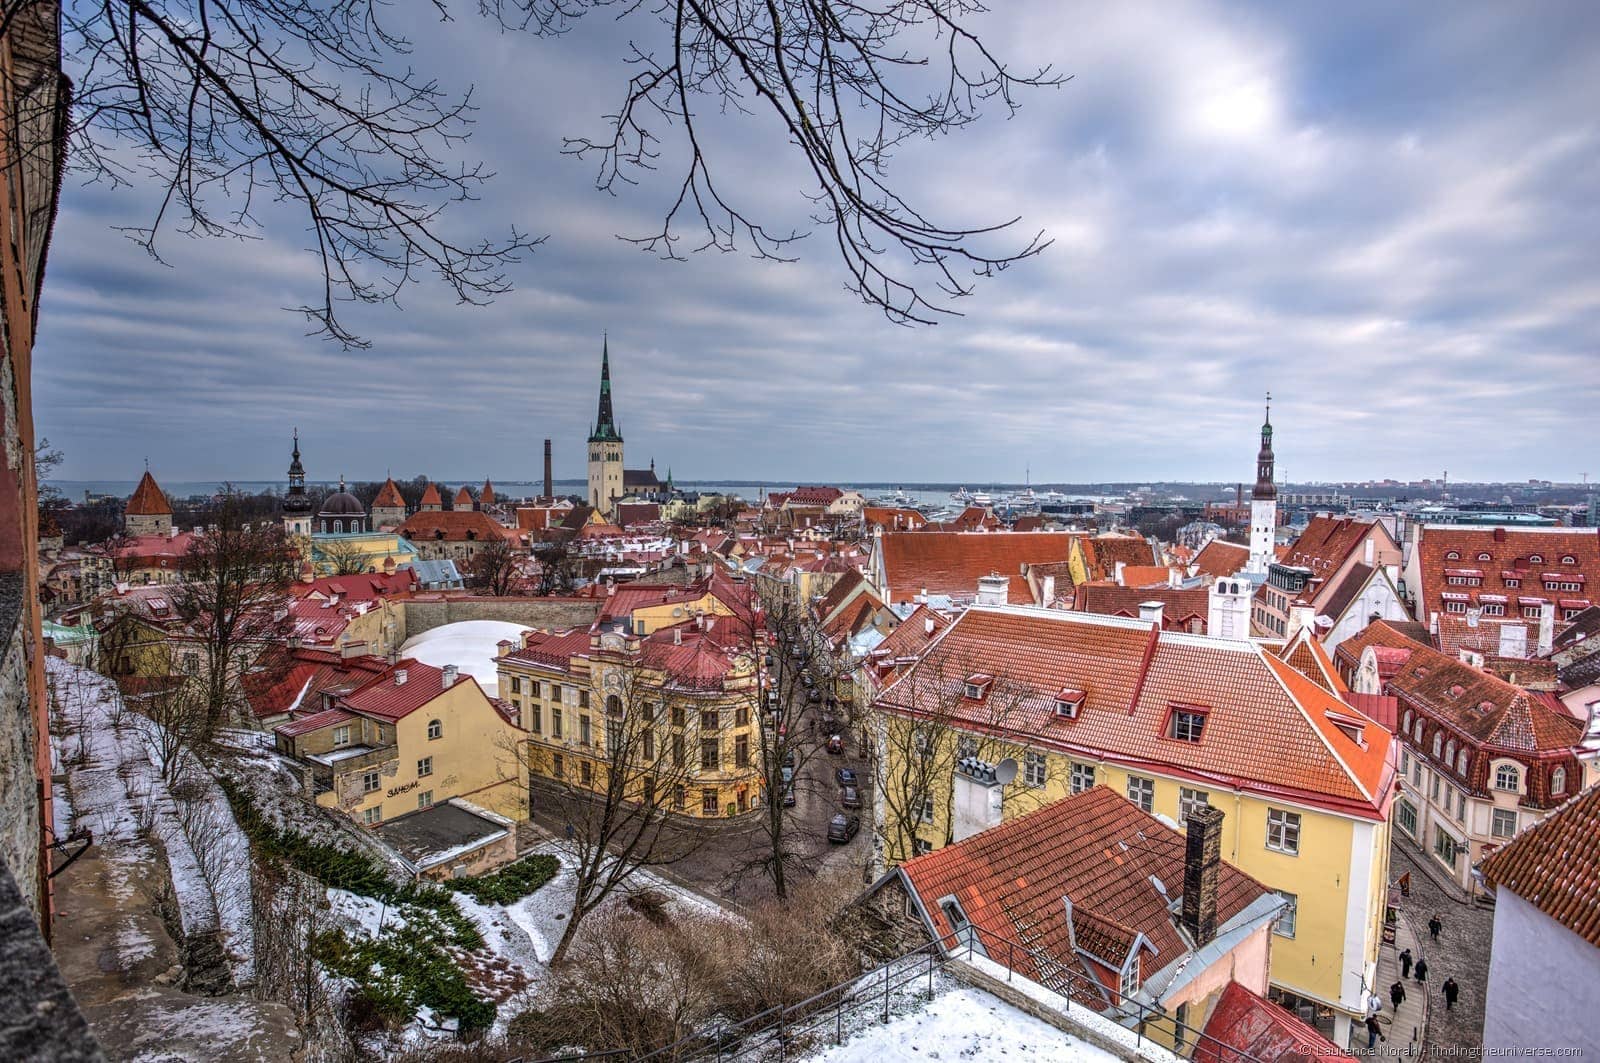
[{"left": 452, "top": 854, "right": 559, "bottom": 906}]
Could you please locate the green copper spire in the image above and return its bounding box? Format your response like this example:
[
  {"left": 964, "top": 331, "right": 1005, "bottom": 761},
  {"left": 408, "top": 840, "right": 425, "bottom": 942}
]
[{"left": 589, "top": 334, "right": 622, "bottom": 443}]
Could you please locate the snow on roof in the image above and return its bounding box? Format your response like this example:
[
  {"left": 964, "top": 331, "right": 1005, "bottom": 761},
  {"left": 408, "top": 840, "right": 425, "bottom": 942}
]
[{"left": 399, "top": 620, "right": 532, "bottom": 692}]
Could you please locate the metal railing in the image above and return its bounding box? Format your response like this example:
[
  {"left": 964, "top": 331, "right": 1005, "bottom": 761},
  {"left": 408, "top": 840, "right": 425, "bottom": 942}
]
[{"left": 511, "top": 922, "right": 1286, "bottom": 1063}]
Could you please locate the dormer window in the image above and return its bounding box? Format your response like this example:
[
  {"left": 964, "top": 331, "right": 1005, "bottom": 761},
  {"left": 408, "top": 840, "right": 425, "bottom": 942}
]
[
  {"left": 1529, "top": 554, "right": 1544, "bottom": 564},
  {"left": 1562, "top": 556, "right": 1577, "bottom": 566},
  {"left": 1119, "top": 954, "right": 1141, "bottom": 1001},
  {"left": 1168, "top": 704, "right": 1209, "bottom": 743},
  {"left": 963, "top": 674, "right": 994, "bottom": 700},
  {"left": 1054, "top": 688, "right": 1085, "bottom": 719},
  {"left": 1476, "top": 552, "right": 1492, "bottom": 562},
  {"left": 1445, "top": 551, "right": 1461, "bottom": 560},
  {"left": 1327, "top": 710, "right": 1367, "bottom": 747}
]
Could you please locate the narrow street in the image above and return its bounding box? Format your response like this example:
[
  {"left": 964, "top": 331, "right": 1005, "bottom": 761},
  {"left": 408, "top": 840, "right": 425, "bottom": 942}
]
[{"left": 1388, "top": 842, "right": 1494, "bottom": 1052}]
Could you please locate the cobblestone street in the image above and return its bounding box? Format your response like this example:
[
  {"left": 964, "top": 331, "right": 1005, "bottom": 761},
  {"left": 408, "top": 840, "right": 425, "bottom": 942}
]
[{"left": 1390, "top": 842, "right": 1495, "bottom": 1052}]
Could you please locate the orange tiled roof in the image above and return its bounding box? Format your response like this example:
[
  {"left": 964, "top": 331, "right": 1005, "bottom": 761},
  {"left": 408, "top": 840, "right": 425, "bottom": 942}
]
[
  {"left": 454, "top": 486, "right": 475, "bottom": 507},
  {"left": 898, "top": 786, "right": 1272, "bottom": 996},
  {"left": 1071, "top": 582, "right": 1210, "bottom": 630},
  {"left": 863, "top": 506, "right": 927, "bottom": 531},
  {"left": 1196, "top": 982, "right": 1351, "bottom": 1063},
  {"left": 876, "top": 531, "right": 1078, "bottom": 605},
  {"left": 1479, "top": 784, "right": 1600, "bottom": 948},
  {"left": 1192, "top": 539, "right": 1248, "bottom": 580},
  {"left": 1115, "top": 564, "right": 1172, "bottom": 589},
  {"left": 1082, "top": 534, "right": 1157, "bottom": 580},
  {"left": 877, "top": 606, "right": 1393, "bottom": 818},
  {"left": 419, "top": 482, "right": 443, "bottom": 507},
  {"left": 481, "top": 480, "right": 496, "bottom": 504},
  {"left": 126, "top": 471, "right": 172, "bottom": 516},
  {"left": 397, "top": 509, "right": 513, "bottom": 543},
  {"left": 373, "top": 478, "right": 406, "bottom": 508},
  {"left": 1414, "top": 526, "right": 1600, "bottom": 625},
  {"left": 1285, "top": 516, "right": 1376, "bottom": 575}
]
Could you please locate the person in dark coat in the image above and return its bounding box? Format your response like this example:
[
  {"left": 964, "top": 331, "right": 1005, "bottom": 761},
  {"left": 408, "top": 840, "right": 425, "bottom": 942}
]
[
  {"left": 1391, "top": 981, "right": 1407, "bottom": 1011},
  {"left": 1429, "top": 914, "right": 1443, "bottom": 941},
  {"left": 1400, "top": 948, "right": 1413, "bottom": 979},
  {"left": 1365, "top": 1014, "right": 1386, "bottom": 1049},
  {"left": 1415, "top": 957, "right": 1429, "bottom": 984},
  {"left": 1443, "top": 977, "right": 1460, "bottom": 1010}
]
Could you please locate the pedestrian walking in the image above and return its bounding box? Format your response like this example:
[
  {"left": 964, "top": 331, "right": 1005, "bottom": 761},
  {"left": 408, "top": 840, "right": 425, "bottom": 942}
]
[
  {"left": 1390, "top": 981, "right": 1407, "bottom": 1012},
  {"left": 1399, "top": 948, "right": 1413, "bottom": 979},
  {"left": 1443, "top": 977, "right": 1459, "bottom": 1011},
  {"left": 1365, "top": 1014, "right": 1386, "bottom": 1049},
  {"left": 1429, "top": 914, "right": 1442, "bottom": 941},
  {"left": 1414, "top": 957, "right": 1428, "bottom": 985}
]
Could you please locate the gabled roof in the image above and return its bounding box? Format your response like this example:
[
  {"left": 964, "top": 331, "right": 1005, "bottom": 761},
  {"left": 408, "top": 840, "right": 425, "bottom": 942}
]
[
  {"left": 1479, "top": 784, "right": 1600, "bottom": 949},
  {"left": 1414, "top": 526, "right": 1600, "bottom": 625},
  {"left": 341, "top": 659, "right": 460, "bottom": 720},
  {"left": 274, "top": 706, "right": 357, "bottom": 737},
  {"left": 126, "top": 471, "right": 172, "bottom": 516},
  {"left": 877, "top": 606, "right": 1393, "bottom": 818},
  {"left": 875, "top": 531, "right": 1079, "bottom": 605},
  {"left": 1332, "top": 619, "right": 1433, "bottom": 677},
  {"left": 1080, "top": 534, "right": 1158, "bottom": 581},
  {"left": 373, "top": 478, "right": 406, "bottom": 508},
  {"left": 1387, "top": 645, "right": 1582, "bottom": 755},
  {"left": 396, "top": 510, "right": 514, "bottom": 543},
  {"left": 1071, "top": 583, "right": 1210, "bottom": 630},
  {"left": 862, "top": 506, "right": 927, "bottom": 532},
  {"left": 1192, "top": 539, "right": 1248, "bottom": 580},
  {"left": 1274, "top": 629, "right": 1348, "bottom": 697},
  {"left": 897, "top": 787, "right": 1273, "bottom": 998},
  {"left": 1285, "top": 516, "right": 1381, "bottom": 576},
  {"left": 1195, "top": 982, "right": 1350, "bottom": 1063}
]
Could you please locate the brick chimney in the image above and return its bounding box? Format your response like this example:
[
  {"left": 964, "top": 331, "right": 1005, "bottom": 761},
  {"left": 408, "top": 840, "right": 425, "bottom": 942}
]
[
  {"left": 544, "top": 438, "right": 553, "bottom": 501},
  {"left": 1181, "top": 804, "right": 1224, "bottom": 947}
]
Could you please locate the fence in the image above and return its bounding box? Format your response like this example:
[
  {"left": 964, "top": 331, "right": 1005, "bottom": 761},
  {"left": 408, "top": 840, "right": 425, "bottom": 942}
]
[{"left": 516, "top": 923, "right": 1285, "bottom": 1063}]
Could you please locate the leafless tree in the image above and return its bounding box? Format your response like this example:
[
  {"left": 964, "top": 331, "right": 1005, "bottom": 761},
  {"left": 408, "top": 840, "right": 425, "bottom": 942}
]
[
  {"left": 55, "top": 0, "right": 1062, "bottom": 345},
  {"left": 171, "top": 491, "right": 299, "bottom": 734},
  {"left": 316, "top": 536, "right": 370, "bottom": 576},
  {"left": 532, "top": 540, "right": 578, "bottom": 596},
  {"left": 126, "top": 675, "right": 209, "bottom": 783},
  {"left": 466, "top": 536, "right": 520, "bottom": 596},
  {"left": 507, "top": 656, "right": 706, "bottom": 965},
  {"left": 868, "top": 652, "right": 1034, "bottom": 866}
]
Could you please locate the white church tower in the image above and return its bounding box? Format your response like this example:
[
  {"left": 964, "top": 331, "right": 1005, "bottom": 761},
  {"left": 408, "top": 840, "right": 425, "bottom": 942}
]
[{"left": 1245, "top": 396, "right": 1278, "bottom": 575}]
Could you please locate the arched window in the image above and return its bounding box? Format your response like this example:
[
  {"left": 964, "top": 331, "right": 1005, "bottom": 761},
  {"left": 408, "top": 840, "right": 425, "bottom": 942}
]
[
  {"left": 1552, "top": 766, "right": 1567, "bottom": 795},
  {"left": 1414, "top": 720, "right": 1424, "bottom": 743},
  {"left": 1445, "top": 739, "right": 1456, "bottom": 765},
  {"left": 334, "top": 520, "right": 344, "bottom": 534},
  {"left": 1432, "top": 733, "right": 1442, "bottom": 758},
  {"left": 605, "top": 694, "right": 622, "bottom": 718},
  {"left": 1476, "top": 552, "right": 1491, "bottom": 562},
  {"left": 1494, "top": 763, "right": 1520, "bottom": 792},
  {"left": 1561, "top": 555, "right": 1577, "bottom": 566},
  {"left": 1530, "top": 554, "right": 1544, "bottom": 564},
  {"left": 1402, "top": 709, "right": 1413, "bottom": 732},
  {"left": 427, "top": 718, "right": 443, "bottom": 740},
  {"left": 1445, "top": 551, "right": 1460, "bottom": 561},
  {"left": 1457, "top": 750, "right": 1468, "bottom": 776}
]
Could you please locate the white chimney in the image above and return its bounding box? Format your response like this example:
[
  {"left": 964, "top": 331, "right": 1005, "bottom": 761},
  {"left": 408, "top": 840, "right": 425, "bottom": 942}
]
[
  {"left": 395, "top": 668, "right": 408, "bottom": 686},
  {"left": 673, "top": 627, "right": 683, "bottom": 645},
  {"left": 1538, "top": 602, "right": 1556, "bottom": 656},
  {"left": 1114, "top": 560, "right": 1127, "bottom": 585},
  {"left": 1287, "top": 602, "right": 1316, "bottom": 641},
  {"left": 1042, "top": 574, "right": 1056, "bottom": 605},
  {"left": 1139, "top": 601, "right": 1165, "bottom": 627},
  {"left": 1364, "top": 536, "right": 1375, "bottom": 566},
  {"left": 1207, "top": 578, "right": 1251, "bottom": 641},
  {"left": 1168, "top": 568, "right": 1182, "bottom": 589},
  {"left": 169, "top": 525, "right": 180, "bottom": 539},
  {"left": 442, "top": 664, "right": 458, "bottom": 688},
  {"left": 924, "top": 616, "right": 935, "bottom": 636},
  {"left": 975, "top": 573, "right": 1010, "bottom": 607},
  {"left": 951, "top": 758, "right": 1010, "bottom": 842}
]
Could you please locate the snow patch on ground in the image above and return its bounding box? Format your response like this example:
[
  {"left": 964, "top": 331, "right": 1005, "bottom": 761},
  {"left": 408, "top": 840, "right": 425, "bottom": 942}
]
[{"left": 805, "top": 983, "right": 1123, "bottom": 1063}]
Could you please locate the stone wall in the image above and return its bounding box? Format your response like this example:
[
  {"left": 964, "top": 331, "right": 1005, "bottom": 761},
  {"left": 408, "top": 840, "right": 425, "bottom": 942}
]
[
  {"left": 400, "top": 596, "right": 600, "bottom": 640},
  {"left": 0, "top": 577, "right": 40, "bottom": 917}
]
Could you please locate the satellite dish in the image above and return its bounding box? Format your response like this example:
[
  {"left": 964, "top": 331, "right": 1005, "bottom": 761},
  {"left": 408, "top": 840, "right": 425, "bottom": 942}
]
[{"left": 993, "top": 758, "right": 1018, "bottom": 786}]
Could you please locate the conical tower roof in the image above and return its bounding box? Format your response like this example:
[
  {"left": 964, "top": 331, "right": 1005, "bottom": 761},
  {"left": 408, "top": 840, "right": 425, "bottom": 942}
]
[
  {"left": 589, "top": 336, "right": 623, "bottom": 443},
  {"left": 126, "top": 471, "right": 172, "bottom": 516},
  {"left": 419, "top": 482, "right": 443, "bottom": 507},
  {"left": 481, "top": 479, "right": 496, "bottom": 504},
  {"left": 373, "top": 478, "right": 406, "bottom": 508}
]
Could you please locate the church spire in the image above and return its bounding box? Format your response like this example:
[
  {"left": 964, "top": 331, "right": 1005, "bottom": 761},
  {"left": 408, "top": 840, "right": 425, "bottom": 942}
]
[
  {"left": 1252, "top": 392, "right": 1276, "bottom": 501},
  {"left": 283, "top": 428, "right": 313, "bottom": 515},
  {"left": 589, "top": 335, "right": 622, "bottom": 443}
]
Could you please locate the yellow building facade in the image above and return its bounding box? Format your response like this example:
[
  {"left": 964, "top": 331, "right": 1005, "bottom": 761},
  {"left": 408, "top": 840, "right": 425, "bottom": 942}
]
[{"left": 874, "top": 607, "right": 1396, "bottom": 1044}]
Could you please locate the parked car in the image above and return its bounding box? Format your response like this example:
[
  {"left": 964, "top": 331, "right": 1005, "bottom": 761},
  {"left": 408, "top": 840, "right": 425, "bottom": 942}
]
[
  {"left": 782, "top": 785, "right": 796, "bottom": 807},
  {"left": 827, "top": 814, "right": 860, "bottom": 843},
  {"left": 781, "top": 765, "right": 795, "bottom": 786},
  {"left": 835, "top": 767, "right": 858, "bottom": 787},
  {"left": 827, "top": 733, "right": 845, "bottom": 755},
  {"left": 840, "top": 785, "right": 861, "bottom": 809}
]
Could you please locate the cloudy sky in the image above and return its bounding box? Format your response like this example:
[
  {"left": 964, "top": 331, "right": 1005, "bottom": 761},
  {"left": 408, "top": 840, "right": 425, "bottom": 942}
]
[{"left": 37, "top": 1, "right": 1600, "bottom": 485}]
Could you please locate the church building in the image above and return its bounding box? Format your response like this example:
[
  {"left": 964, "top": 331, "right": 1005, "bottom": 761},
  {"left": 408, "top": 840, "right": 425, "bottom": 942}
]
[{"left": 586, "top": 339, "right": 670, "bottom": 519}]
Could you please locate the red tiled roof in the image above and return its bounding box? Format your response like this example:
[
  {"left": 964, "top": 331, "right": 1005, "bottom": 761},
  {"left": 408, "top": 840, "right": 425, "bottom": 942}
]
[
  {"left": 1387, "top": 646, "right": 1582, "bottom": 756},
  {"left": 244, "top": 646, "right": 391, "bottom": 719},
  {"left": 1196, "top": 982, "right": 1351, "bottom": 1063},
  {"left": 454, "top": 486, "right": 475, "bottom": 507},
  {"left": 397, "top": 510, "right": 514, "bottom": 543},
  {"left": 1414, "top": 526, "right": 1600, "bottom": 627},
  {"left": 1332, "top": 619, "right": 1432, "bottom": 678},
  {"left": 877, "top": 607, "right": 1392, "bottom": 817},
  {"left": 274, "top": 706, "right": 356, "bottom": 737},
  {"left": 126, "top": 471, "right": 172, "bottom": 516},
  {"left": 898, "top": 787, "right": 1272, "bottom": 998},
  {"left": 863, "top": 506, "right": 927, "bottom": 532},
  {"left": 876, "top": 531, "right": 1079, "bottom": 605},
  {"left": 115, "top": 531, "right": 201, "bottom": 564},
  {"left": 341, "top": 660, "right": 459, "bottom": 720},
  {"left": 373, "top": 478, "right": 406, "bottom": 508},
  {"left": 502, "top": 628, "right": 593, "bottom": 674},
  {"left": 481, "top": 480, "right": 496, "bottom": 504},
  {"left": 1115, "top": 564, "right": 1173, "bottom": 589},
  {"left": 293, "top": 569, "right": 415, "bottom": 603},
  {"left": 782, "top": 485, "right": 843, "bottom": 506},
  {"left": 1071, "top": 583, "right": 1210, "bottom": 631},
  {"left": 1081, "top": 534, "right": 1158, "bottom": 581},
  {"left": 872, "top": 605, "right": 951, "bottom": 663},
  {"left": 1285, "top": 516, "right": 1377, "bottom": 576},
  {"left": 1479, "top": 784, "right": 1600, "bottom": 948},
  {"left": 1192, "top": 540, "right": 1248, "bottom": 580},
  {"left": 419, "top": 482, "right": 443, "bottom": 507}
]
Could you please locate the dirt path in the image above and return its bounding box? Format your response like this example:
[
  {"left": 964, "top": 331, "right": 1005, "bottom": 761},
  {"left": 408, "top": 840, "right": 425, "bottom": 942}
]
[{"left": 53, "top": 840, "right": 304, "bottom": 1062}]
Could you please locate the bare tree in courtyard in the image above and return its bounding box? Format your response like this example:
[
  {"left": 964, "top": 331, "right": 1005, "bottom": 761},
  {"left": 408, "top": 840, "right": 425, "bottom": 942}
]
[
  {"left": 56, "top": 0, "right": 1063, "bottom": 345},
  {"left": 532, "top": 540, "right": 578, "bottom": 596},
  {"left": 508, "top": 655, "right": 705, "bottom": 965},
  {"left": 170, "top": 491, "right": 299, "bottom": 735},
  {"left": 315, "top": 536, "right": 369, "bottom": 577},
  {"left": 466, "top": 536, "right": 521, "bottom": 596}
]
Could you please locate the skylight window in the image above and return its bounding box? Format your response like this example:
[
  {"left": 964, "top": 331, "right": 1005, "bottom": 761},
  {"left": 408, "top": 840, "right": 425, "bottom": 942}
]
[{"left": 1168, "top": 705, "right": 1209, "bottom": 743}]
